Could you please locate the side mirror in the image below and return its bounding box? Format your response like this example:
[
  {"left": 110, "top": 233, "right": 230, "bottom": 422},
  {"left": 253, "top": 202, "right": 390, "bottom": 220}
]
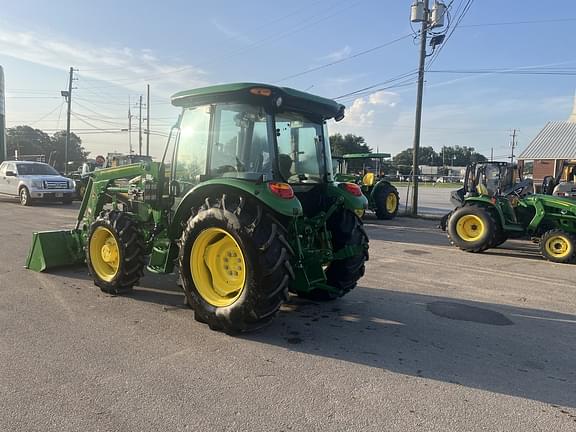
[{"left": 5, "top": 170, "right": 17, "bottom": 177}]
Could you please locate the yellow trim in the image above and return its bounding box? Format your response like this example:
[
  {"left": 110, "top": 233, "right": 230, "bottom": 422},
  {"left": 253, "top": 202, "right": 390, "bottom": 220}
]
[
  {"left": 386, "top": 192, "right": 398, "bottom": 213},
  {"left": 545, "top": 235, "right": 572, "bottom": 259},
  {"left": 362, "top": 172, "right": 375, "bottom": 186},
  {"left": 455, "top": 214, "right": 485, "bottom": 241},
  {"left": 89, "top": 226, "right": 120, "bottom": 282},
  {"left": 191, "top": 227, "right": 246, "bottom": 307}
]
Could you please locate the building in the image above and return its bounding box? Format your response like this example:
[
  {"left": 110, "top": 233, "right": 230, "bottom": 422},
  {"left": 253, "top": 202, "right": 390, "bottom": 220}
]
[{"left": 518, "top": 95, "right": 576, "bottom": 187}]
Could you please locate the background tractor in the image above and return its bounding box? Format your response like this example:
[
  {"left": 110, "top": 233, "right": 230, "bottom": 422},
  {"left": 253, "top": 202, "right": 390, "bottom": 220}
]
[
  {"left": 442, "top": 161, "right": 576, "bottom": 263},
  {"left": 26, "top": 83, "right": 369, "bottom": 333},
  {"left": 333, "top": 153, "right": 399, "bottom": 219}
]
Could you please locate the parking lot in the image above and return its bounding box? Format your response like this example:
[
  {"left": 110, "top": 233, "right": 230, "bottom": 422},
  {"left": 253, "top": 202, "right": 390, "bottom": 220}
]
[{"left": 1, "top": 198, "right": 575, "bottom": 431}]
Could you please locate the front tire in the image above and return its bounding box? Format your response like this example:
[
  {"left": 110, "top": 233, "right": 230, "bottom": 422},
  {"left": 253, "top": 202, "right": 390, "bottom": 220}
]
[
  {"left": 179, "top": 193, "right": 294, "bottom": 333},
  {"left": 539, "top": 229, "right": 576, "bottom": 263},
  {"left": 86, "top": 211, "right": 146, "bottom": 294},
  {"left": 447, "top": 205, "right": 497, "bottom": 252},
  {"left": 19, "top": 187, "right": 32, "bottom": 206},
  {"left": 374, "top": 184, "right": 399, "bottom": 220}
]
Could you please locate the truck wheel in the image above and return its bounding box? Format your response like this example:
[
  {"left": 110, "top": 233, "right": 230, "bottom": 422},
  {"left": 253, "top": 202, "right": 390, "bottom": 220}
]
[
  {"left": 447, "top": 205, "right": 496, "bottom": 252},
  {"left": 539, "top": 229, "right": 576, "bottom": 263},
  {"left": 179, "top": 193, "right": 294, "bottom": 333},
  {"left": 299, "top": 210, "right": 369, "bottom": 301},
  {"left": 86, "top": 210, "right": 146, "bottom": 294},
  {"left": 19, "top": 187, "right": 33, "bottom": 206},
  {"left": 374, "top": 184, "right": 399, "bottom": 219}
]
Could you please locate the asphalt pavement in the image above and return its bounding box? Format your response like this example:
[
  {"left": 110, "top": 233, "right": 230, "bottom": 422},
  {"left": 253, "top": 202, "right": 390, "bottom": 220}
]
[{"left": 0, "top": 197, "right": 575, "bottom": 431}]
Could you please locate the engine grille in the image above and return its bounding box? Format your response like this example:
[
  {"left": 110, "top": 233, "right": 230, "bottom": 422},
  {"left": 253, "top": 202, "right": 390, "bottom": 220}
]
[{"left": 44, "top": 181, "right": 69, "bottom": 189}]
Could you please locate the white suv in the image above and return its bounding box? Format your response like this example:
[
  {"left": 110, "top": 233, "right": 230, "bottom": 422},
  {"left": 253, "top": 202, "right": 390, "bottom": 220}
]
[{"left": 0, "top": 160, "right": 76, "bottom": 206}]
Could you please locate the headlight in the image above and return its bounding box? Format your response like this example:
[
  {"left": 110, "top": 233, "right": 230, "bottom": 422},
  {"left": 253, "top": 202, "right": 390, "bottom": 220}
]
[{"left": 31, "top": 180, "right": 43, "bottom": 189}]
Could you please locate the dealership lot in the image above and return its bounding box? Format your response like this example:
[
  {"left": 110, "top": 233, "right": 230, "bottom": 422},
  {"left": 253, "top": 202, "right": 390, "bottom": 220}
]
[{"left": 0, "top": 199, "right": 575, "bottom": 431}]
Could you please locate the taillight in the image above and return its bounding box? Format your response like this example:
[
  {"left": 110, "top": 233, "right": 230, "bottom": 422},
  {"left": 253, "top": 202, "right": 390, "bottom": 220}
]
[
  {"left": 340, "top": 182, "right": 362, "bottom": 197},
  {"left": 268, "top": 182, "right": 294, "bottom": 199}
]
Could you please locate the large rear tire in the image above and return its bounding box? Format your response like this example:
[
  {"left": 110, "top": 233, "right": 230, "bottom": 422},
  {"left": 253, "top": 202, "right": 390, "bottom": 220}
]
[
  {"left": 374, "top": 184, "right": 399, "bottom": 220},
  {"left": 298, "top": 209, "right": 369, "bottom": 301},
  {"left": 86, "top": 210, "right": 146, "bottom": 294},
  {"left": 179, "top": 193, "right": 294, "bottom": 333},
  {"left": 539, "top": 229, "right": 576, "bottom": 264},
  {"left": 447, "top": 205, "right": 497, "bottom": 252}
]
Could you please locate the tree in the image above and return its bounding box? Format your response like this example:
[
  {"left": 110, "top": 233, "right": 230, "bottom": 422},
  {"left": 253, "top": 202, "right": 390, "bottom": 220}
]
[
  {"left": 438, "top": 145, "right": 487, "bottom": 167},
  {"left": 329, "top": 133, "right": 370, "bottom": 157},
  {"left": 393, "top": 146, "right": 437, "bottom": 168},
  {"left": 51, "top": 131, "right": 89, "bottom": 172},
  {"left": 6, "top": 126, "right": 88, "bottom": 171}
]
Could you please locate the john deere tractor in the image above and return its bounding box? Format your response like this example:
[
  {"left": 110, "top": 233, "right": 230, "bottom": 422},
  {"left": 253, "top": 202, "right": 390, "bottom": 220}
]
[
  {"left": 26, "top": 83, "right": 369, "bottom": 333},
  {"left": 333, "top": 153, "right": 399, "bottom": 219},
  {"left": 443, "top": 161, "right": 576, "bottom": 263}
]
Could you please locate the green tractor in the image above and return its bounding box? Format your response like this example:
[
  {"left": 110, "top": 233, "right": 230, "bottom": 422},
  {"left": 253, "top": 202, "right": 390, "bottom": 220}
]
[
  {"left": 333, "top": 153, "right": 400, "bottom": 219},
  {"left": 26, "top": 83, "right": 369, "bottom": 333},
  {"left": 444, "top": 161, "right": 576, "bottom": 263}
]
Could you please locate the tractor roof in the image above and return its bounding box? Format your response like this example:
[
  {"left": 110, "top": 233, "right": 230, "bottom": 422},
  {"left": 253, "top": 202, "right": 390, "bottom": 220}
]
[
  {"left": 340, "top": 152, "right": 391, "bottom": 160},
  {"left": 171, "top": 83, "right": 345, "bottom": 120}
]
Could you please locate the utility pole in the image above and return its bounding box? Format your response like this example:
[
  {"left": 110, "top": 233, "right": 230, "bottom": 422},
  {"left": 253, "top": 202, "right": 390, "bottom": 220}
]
[
  {"left": 62, "top": 67, "right": 76, "bottom": 174},
  {"left": 128, "top": 97, "right": 133, "bottom": 154},
  {"left": 146, "top": 84, "right": 150, "bottom": 156},
  {"left": 509, "top": 129, "right": 517, "bottom": 163},
  {"left": 138, "top": 95, "right": 143, "bottom": 155},
  {"left": 410, "top": 0, "right": 429, "bottom": 216},
  {"left": 409, "top": 0, "right": 446, "bottom": 215},
  {"left": 490, "top": 147, "right": 494, "bottom": 162}
]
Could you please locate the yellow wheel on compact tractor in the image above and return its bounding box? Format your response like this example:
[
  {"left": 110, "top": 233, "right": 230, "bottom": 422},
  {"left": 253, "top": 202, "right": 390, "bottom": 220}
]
[
  {"left": 374, "top": 184, "right": 399, "bottom": 220},
  {"left": 539, "top": 229, "right": 576, "bottom": 264},
  {"left": 179, "top": 193, "right": 294, "bottom": 334},
  {"left": 87, "top": 211, "right": 146, "bottom": 294},
  {"left": 447, "top": 205, "right": 497, "bottom": 253}
]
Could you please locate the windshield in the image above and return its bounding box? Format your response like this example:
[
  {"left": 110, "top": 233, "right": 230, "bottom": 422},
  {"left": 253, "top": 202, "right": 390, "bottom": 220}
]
[
  {"left": 16, "top": 163, "right": 59, "bottom": 176},
  {"left": 275, "top": 112, "right": 325, "bottom": 183}
]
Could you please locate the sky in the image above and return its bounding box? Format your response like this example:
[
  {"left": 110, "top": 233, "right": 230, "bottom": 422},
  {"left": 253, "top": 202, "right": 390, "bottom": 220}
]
[{"left": 1, "top": 0, "right": 576, "bottom": 161}]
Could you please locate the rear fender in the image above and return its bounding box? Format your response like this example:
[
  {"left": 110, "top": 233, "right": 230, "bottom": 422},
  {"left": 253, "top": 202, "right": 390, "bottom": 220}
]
[
  {"left": 168, "top": 179, "right": 303, "bottom": 239},
  {"left": 327, "top": 182, "right": 368, "bottom": 215}
]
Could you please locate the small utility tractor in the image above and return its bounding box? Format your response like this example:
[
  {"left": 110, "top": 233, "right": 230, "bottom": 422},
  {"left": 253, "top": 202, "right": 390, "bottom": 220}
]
[
  {"left": 541, "top": 159, "right": 576, "bottom": 198},
  {"left": 26, "top": 83, "right": 369, "bottom": 333},
  {"left": 442, "top": 161, "right": 576, "bottom": 263},
  {"left": 333, "top": 153, "right": 399, "bottom": 219}
]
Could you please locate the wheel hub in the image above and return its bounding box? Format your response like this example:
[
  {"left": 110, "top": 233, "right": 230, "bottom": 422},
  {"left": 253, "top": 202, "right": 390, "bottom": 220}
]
[
  {"left": 546, "top": 236, "right": 569, "bottom": 257},
  {"left": 456, "top": 214, "right": 484, "bottom": 241},
  {"left": 89, "top": 227, "right": 120, "bottom": 282},
  {"left": 191, "top": 228, "right": 246, "bottom": 307}
]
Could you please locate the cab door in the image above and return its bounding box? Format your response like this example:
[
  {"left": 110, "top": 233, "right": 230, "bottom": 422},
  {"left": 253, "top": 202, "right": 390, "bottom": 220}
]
[{"left": 2, "top": 163, "right": 18, "bottom": 196}]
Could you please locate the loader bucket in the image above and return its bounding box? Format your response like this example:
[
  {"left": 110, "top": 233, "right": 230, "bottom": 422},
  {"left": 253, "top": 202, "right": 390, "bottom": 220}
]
[{"left": 25, "top": 229, "right": 85, "bottom": 272}]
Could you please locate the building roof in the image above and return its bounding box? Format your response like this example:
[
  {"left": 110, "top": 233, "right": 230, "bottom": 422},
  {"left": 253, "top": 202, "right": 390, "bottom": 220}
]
[{"left": 518, "top": 121, "right": 576, "bottom": 160}]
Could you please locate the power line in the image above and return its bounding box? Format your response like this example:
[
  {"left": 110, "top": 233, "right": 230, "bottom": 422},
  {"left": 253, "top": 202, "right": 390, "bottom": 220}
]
[{"left": 274, "top": 33, "right": 414, "bottom": 83}]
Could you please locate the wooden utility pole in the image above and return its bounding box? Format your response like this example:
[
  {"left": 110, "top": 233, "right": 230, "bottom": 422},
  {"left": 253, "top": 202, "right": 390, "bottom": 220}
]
[
  {"left": 509, "top": 129, "right": 517, "bottom": 163},
  {"left": 138, "top": 95, "right": 143, "bottom": 155},
  {"left": 410, "top": 0, "right": 430, "bottom": 216},
  {"left": 146, "top": 84, "right": 150, "bottom": 156},
  {"left": 64, "top": 67, "right": 74, "bottom": 174}
]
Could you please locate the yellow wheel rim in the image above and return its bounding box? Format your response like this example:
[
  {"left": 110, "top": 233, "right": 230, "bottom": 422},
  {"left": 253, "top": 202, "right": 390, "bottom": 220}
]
[
  {"left": 545, "top": 235, "right": 571, "bottom": 259},
  {"left": 191, "top": 227, "right": 246, "bottom": 307},
  {"left": 89, "top": 226, "right": 120, "bottom": 282},
  {"left": 456, "top": 214, "right": 485, "bottom": 241},
  {"left": 386, "top": 193, "right": 398, "bottom": 213}
]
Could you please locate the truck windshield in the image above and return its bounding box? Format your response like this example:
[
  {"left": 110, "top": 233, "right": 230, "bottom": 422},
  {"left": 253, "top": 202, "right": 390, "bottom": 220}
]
[
  {"left": 16, "top": 163, "right": 59, "bottom": 175},
  {"left": 275, "top": 112, "right": 325, "bottom": 184}
]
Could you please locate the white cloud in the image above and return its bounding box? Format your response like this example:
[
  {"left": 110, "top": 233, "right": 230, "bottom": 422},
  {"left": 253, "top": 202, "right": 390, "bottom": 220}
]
[
  {"left": 212, "top": 20, "right": 253, "bottom": 44},
  {"left": 0, "top": 25, "right": 207, "bottom": 96},
  {"left": 321, "top": 45, "right": 352, "bottom": 62}
]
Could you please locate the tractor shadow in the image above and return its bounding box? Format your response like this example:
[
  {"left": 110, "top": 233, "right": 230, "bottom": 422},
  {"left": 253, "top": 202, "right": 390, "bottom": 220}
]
[{"left": 244, "top": 287, "right": 576, "bottom": 409}]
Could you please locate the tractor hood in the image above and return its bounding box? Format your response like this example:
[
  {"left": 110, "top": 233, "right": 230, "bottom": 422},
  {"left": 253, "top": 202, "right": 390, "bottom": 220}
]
[{"left": 171, "top": 83, "right": 345, "bottom": 121}]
